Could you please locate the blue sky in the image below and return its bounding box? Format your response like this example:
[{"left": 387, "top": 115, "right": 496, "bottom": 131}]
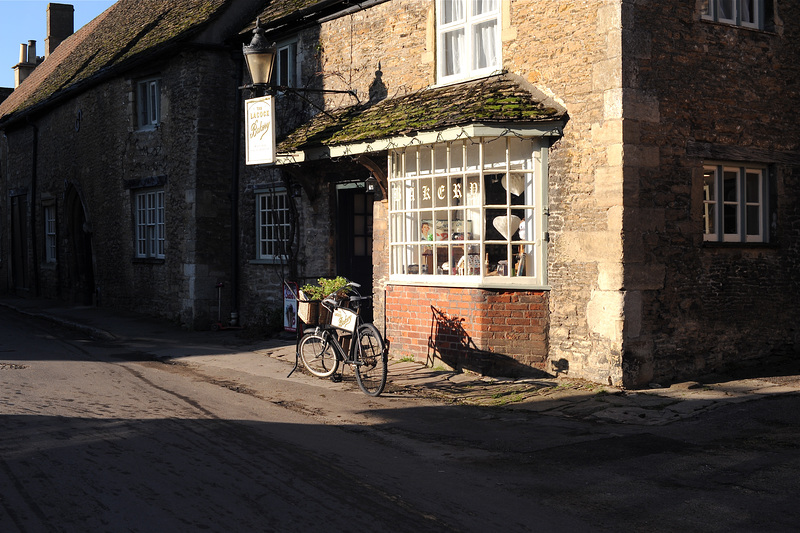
[{"left": 0, "top": 0, "right": 117, "bottom": 89}]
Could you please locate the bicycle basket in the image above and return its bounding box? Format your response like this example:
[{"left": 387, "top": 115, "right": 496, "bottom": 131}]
[{"left": 297, "top": 299, "right": 320, "bottom": 325}]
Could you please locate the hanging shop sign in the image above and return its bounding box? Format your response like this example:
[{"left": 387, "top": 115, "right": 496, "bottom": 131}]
[{"left": 245, "top": 95, "right": 275, "bottom": 165}]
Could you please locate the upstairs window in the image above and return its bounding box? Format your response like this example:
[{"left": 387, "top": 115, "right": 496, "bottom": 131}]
[
  {"left": 137, "top": 78, "right": 161, "bottom": 129},
  {"left": 703, "top": 163, "right": 768, "bottom": 243},
  {"left": 276, "top": 41, "right": 298, "bottom": 88},
  {"left": 44, "top": 204, "right": 57, "bottom": 263},
  {"left": 135, "top": 189, "right": 165, "bottom": 258},
  {"left": 436, "top": 0, "right": 501, "bottom": 84},
  {"left": 701, "top": 0, "right": 766, "bottom": 29},
  {"left": 256, "top": 188, "right": 291, "bottom": 261}
]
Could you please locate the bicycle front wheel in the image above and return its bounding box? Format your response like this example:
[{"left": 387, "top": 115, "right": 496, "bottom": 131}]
[
  {"left": 354, "top": 323, "right": 387, "bottom": 396},
  {"left": 299, "top": 332, "right": 339, "bottom": 378}
]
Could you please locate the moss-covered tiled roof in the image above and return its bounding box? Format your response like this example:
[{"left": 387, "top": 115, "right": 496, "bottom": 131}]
[
  {"left": 256, "top": 0, "right": 330, "bottom": 23},
  {"left": 278, "top": 74, "right": 565, "bottom": 152},
  {"left": 0, "top": 0, "right": 230, "bottom": 125}
]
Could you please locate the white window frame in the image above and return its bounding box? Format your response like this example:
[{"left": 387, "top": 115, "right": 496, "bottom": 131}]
[
  {"left": 135, "top": 189, "right": 165, "bottom": 258},
  {"left": 256, "top": 187, "right": 290, "bottom": 262},
  {"left": 703, "top": 163, "right": 767, "bottom": 243},
  {"left": 137, "top": 78, "right": 161, "bottom": 129},
  {"left": 276, "top": 40, "right": 298, "bottom": 88},
  {"left": 44, "top": 204, "right": 57, "bottom": 263},
  {"left": 388, "top": 137, "right": 547, "bottom": 288},
  {"left": 436, "top": 0, "right": 501, "bottom": 84},
  {"left": 701, "top": 0, "right": 762, "bottom": 29}
]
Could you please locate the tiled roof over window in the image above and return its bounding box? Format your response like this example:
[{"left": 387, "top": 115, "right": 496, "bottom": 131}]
[
  {"left": 0, "top": 0, "right": 230, "bottom": 125},
  {"left": 278, "top": 74, "right": 565, "bottom": 153}
]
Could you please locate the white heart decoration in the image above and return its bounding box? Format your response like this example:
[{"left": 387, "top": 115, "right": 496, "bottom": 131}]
[
  {"left": 501, "top": 174, "right": 525, "bottom": 196},
  {"left": 493, "top": 215, "right": 522, "bottom": 240}
]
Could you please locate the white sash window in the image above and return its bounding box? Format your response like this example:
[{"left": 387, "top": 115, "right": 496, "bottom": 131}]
[{"left": 436, "top": 0, "right": 501, "bottom": 84}]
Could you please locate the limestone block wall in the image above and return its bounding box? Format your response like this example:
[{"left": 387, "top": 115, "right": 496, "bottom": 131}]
[{"left": 506, "top": 1, "right": 627, "bottom": 385}]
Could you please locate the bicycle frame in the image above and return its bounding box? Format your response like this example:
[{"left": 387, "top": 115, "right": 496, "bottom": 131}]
[{"left": 288, "top": 287, "right": 367, "bottom": 376}]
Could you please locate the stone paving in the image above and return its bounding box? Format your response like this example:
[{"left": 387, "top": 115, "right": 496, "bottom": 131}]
[{"left": 3, "top": 295, "right": 799, "bottom": 426}]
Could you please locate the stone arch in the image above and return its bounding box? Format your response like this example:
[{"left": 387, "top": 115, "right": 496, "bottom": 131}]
[{"left": 64, "top": 184, "right": 95, "bottom": 305}]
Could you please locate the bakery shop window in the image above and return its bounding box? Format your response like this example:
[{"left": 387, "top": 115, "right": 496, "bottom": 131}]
[{"left": 388, "top": 137, "right": 547, "bottom": 287}]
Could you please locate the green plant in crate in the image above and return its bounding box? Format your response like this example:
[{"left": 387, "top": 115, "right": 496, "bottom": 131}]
[{"left": 300, "top": 276, "right": 349, "bottom": 301}]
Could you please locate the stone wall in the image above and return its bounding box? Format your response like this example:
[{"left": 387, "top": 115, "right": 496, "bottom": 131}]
[
  {"left": 505, "top": 1, "right": 626, "bottom": 385},
  {"left": 1, "top": 47, "right": 239, "bottom": 329},
  {"left": 621, "top": 0, "right": 800, "bottom": 385}
]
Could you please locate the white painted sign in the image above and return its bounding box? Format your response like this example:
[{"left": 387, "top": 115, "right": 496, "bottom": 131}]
[{"left": 245, "top": 95, "right": 275, "bottom": 165}]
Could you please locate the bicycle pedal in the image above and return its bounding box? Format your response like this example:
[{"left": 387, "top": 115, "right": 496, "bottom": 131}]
[{"left": 330, "top": 373, "right": 343, "bottom": 383}]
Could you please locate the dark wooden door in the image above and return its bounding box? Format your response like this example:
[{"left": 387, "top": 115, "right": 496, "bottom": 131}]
[{"left": 337, "top": 188, "right": 374, "bottom": 320}]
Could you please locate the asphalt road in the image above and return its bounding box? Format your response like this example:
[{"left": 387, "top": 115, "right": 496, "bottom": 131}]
[{"left": 2, "top": 307, "right": 799, "bottom": 532}]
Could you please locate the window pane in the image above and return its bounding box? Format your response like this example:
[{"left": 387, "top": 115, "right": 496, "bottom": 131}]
[
  {"left": 745, "top": 171, "right": 760, "bottom": 203},
  {"left": 703, "top": 169, "right": 716, "bottom": 202},
  {"left": 746, "top": 206, "right": 760, "bottom": 235},
  {"left": 472, "top": 20, "right": 498, "bottom": 70},
  {"left": 741, "top": 0, "right": 756, "bottom": 24},
  {"left": 472, "top": 0, "right": 498, "bottom": 16},
  {"left": 442, "top": 29, "right": 464, "bottom": 76},
  {"left": 705, "top": 204, "right": 716, "bottom": 235},
  {"left": 723, "top": 204, "right": 738, "bottom": 234},
  {"left": 441, "top": 0, "right": 465, "bottom": 24},
  {"left": 700, "top": 0, "right": 711, "bottom": 17},
  {"left": 717, "top": 0, "right": 734, "bottom": 21},
  {"left": 278, "top": 48, "right": 289, "bottom": 86},
  {"left": 723, "top": 170, "right": 738, "bottom": 202}
]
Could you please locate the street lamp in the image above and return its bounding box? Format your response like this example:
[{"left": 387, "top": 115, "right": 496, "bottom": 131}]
[
  {"left": 240, "top": 17, "right": 357, "bottom": 102},
  {"left": 242, "top": 18, "right": 276, "bottom": 92}
]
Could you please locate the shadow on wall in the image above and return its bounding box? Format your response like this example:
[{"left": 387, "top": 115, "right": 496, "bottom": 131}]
[{"left": 427, "top": 306, "right": 551, "bottom": 378}]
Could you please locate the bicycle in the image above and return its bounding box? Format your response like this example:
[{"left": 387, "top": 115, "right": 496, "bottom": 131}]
[{"left": 293, "top": 282, "right": 387, "bottom": 396}]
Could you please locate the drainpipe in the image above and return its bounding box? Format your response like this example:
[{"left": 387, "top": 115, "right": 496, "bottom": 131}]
[
  {"left": 29, "top": 120, "right": 40, "bottom": 296},
  {"left": 229, "top": 51, "right": 244, "bottom": 326}
]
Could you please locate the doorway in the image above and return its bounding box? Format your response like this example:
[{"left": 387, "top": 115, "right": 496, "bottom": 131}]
[
  {"left": 336, "top": 187, "right": 374, "bottom": 320},
  {"left": 66, "top": 187, "right": 95, "bottom": 305},
  {"left": 10, "top": 194, "right": 29, "bottom": 291}
]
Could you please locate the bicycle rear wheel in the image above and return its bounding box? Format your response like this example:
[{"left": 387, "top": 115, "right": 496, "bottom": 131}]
[
  {"left": 354, "top": 323, "right": 387, "bottom": 396},
  {"left": 299, "top": 331, "right": 339, "bottom": 378}
]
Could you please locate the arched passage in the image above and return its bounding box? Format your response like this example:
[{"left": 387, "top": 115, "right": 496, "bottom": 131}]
[{"left": 65, "top": 185, "right": 95, "bottom": 305}]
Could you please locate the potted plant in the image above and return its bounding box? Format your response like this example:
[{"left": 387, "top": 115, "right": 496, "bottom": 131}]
[{"left": 298, "top": 276, "right": 350, "bottom": 325}]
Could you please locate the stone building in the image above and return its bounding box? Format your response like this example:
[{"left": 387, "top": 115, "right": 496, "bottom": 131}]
[
  {"left": 0, "top": 0, "right": 263, "bottom": 328},
  {"left": 2, "top": 0, "right": 797, "bottom": 389},
  {"left": 241, "top": 0, "right": 799, "bottom": 387}
]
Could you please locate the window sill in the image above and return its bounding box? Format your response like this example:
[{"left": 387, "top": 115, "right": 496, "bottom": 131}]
[
  {"left": 435, "top": 69, "right": 505, "bottom": 89},
  {"left": 249, "top": 258, "right": 286, "bottom": 265},
  {"left": 388, "top": 276, "right": 549, "bottom": 291},
  {"left": 132, "top": 257, "right": 165, "bottom": 264},
  {"left": 701, "top": 240, "right": 779, "bottom": 249},
  {"left": 699, "top": 18, "right": 775, "bottom": 34}
]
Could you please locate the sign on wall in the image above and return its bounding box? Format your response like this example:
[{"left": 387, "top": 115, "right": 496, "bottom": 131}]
[{"left": 245, "top": 95, "right": 275, "bottom": 165}]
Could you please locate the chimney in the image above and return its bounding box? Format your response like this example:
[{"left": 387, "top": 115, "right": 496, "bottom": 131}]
[
  {"left": 13, "top": 41, "right": 40, "bottom": 88},
  {"left": 46, "top": 3, "right": 74, "bottom": 58}
]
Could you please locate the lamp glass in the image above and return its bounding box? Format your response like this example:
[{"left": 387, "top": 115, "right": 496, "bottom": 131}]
[{"left": 244, "top": 49, "right": 275, "bottom": 86}]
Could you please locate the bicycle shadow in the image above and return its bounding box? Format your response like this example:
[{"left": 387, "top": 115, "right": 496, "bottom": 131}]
[{"left": 427, "top": 306, "right": 550, "bottom": 378}]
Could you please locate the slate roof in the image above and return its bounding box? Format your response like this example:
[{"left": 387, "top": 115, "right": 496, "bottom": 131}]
[
  {"left": 277, "top": 74, "right": 566, "bottom": 153},
  {"left": 0, "top": 0, "right": 230, "bottom": 126}
]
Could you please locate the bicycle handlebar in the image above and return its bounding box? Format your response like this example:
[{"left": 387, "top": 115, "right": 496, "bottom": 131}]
[{"left": 320, "top": 281, "right": 371, "bottom": 311}]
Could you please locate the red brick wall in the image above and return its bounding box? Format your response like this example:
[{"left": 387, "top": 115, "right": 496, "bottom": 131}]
[{"left": 385, "top": 285, "right": 549, "bottom": 377}]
